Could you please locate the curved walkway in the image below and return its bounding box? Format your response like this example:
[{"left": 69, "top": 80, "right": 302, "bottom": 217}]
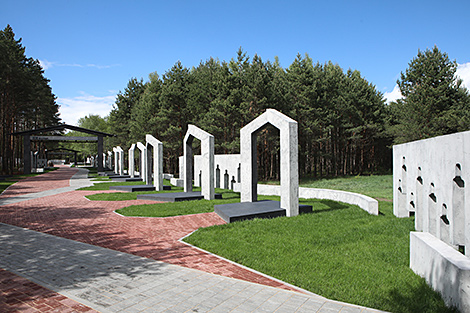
[{"left": 0, "top": 167, "right": 385, "bottom": 312}]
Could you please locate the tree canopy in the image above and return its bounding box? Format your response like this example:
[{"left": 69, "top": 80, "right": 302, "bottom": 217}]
[
  {"left": 5, "top": 26, "right": 468, "bottom": 178},
  {"left": 387, "top": 46, "right": 470, "bottom": 144},
  {"left": 0, "top": 25, "right": 60, "bottom": 173},
  {"left": 109, "top": 49, "right": 390, "bottom": 179},
  {"left": 63, "top": 114, "right": 112, "bottom": 160}
]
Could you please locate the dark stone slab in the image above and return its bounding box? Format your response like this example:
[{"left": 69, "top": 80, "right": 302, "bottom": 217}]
[
  {"left": 107, "top": 175, "right": 130, "bottom": 179},
  {"left": 137, "top": 191, "right": 222, "bottom": 202},
  {"left": 109, "top": 184, "right": 171, "bottom": 192},
  {"left": 110, "top": 177, "right": 143, "bottom": 182},
  {"left": 214, "top": 200, "right": 313, "bottom": 223}
]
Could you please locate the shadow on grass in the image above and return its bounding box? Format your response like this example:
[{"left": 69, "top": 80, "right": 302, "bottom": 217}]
[
  {"left": 385, "top": 280, "right": 458, "bottom": 313},
  {"left": 301, "top": 199, "right": 349, "bottom": 214}
]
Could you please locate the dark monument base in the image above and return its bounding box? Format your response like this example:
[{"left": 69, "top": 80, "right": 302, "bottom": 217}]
[
  {"left": 110, "top": 177, "right": 142, "bottom": 182},
  {"left": 109, "top": 184, "right": 171, "bottom": 192},
  {"left": 137, "top": 191, "right": 222, "bottom": 202},
  {"left": 107, "top": 174, "right": 130, "bottom": 179},
  {"left": 214, "top": 200, "right": 313, "bottom": 223}
]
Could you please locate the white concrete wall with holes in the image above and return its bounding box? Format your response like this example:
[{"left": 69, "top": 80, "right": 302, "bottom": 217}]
[
  {"left": 179, "top": 154, "right": 241, "bottom": 190},
  {"left": 393, "top": 130, "right": 470, "bottom": 311}
]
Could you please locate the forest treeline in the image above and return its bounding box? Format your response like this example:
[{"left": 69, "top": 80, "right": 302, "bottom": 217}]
[
  {"left": 106, "top": 50, "right": 390, "bottom": 179},
  {"left": 3, "top": 24, "right": 470, "bottom": 179},
  {"left": 105, "top": 47, "right": 470, "bottom": 180},
  {"left": 0, "top": 25, "right": 60, "bottom": 174}
]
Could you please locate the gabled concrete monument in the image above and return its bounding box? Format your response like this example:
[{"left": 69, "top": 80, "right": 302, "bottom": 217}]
[
  {"left": 128, "top": 144, "right": 136, "bottom": 178},
  {"left": 184, "top": 125, "right": 215, "bottom": 200},
  {"left": 136, "top": 142, "right": 147, "bottom": 184},
  {"left": 146, "top": 134, "right": 164, "bottom": 191},
  {"left": 215, "top": 109, "right": 311, "bottom": 223},
  {"left": 241, "top": 109, "right": 299, "bottom": 217},
  {"left": 136, "top": 126, "right": 220, "bottom": 202},
  {"left": 112, "top": 146, "right": 125, "bottom": 176}
]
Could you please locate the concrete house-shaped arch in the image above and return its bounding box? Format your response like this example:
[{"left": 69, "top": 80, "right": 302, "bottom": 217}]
[
  {"left": 128, "top": 144, "right": 136, "bottom": 178},
  {"left": 184, "top": 125, "right": 215, "bottom": 200},
  {"left": 113, "top": 146, "right": 124, "bottom": 175},
  {"left": 240, "top": 109, "right": 299, "bottom": 217},
  {"left": 146, "top": 134, "right": 164, "bottom": 191},
  {"left": 136, "top": 142, "right": 147, "bottom": 183}
]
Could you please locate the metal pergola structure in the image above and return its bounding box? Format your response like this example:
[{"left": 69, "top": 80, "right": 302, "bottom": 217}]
[
  {"left": 11, "top": 124, "right": 114, "bottom": 174},
  {"left": 45, "top": 148, "right": 81, "bottom": 165}
]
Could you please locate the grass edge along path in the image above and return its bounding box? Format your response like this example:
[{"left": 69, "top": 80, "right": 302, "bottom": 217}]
[
  {"left": 184, "top": 200, "right": 456, "bottom": 313},
  {"left": 80, "top": 175, "right": 455, "bottom": 312}
]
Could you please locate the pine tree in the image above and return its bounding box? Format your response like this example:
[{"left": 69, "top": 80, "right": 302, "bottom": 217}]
[
  {"left": 389, "top": 46, "right": 470, "bottom": 143},
  {"left": 108, "top": 77, "right": 145, "bottom": 148},
  {"left": 0, "top": 25, "right": 60, "bottom": 173}
]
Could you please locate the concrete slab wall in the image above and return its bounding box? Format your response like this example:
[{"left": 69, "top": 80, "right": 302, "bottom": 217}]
[
  {"left": 393, "top": 131, "right": 470, "bottom": 251},
  {"left": 394, "top": 131, "right": 470, "bottom": 310},
  {"left": 255, "top": 184, "right": 378, "bottom": 215},
  {"left": 189, "top": 154, "right": 241, "bottom": 190},
  {"left": 411, "top": 232, "right": 470, "bottom": 312}
]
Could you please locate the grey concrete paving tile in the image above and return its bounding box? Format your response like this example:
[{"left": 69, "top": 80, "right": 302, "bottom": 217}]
[
  {"left": 229, "top": 308, "right": 251, "bottom": 313},
  {"left": 274, "top": 302, "right": 306, "bottom": 312},
  {"left": 337, "top": 306, "right": 364, "bottom": 313},
  {"left": 185, "top": 303, "right": 213, "bottom": 313},
  {"left": 108, "top": 299, "right": 143, "bottom": 312},
  {"left": 318, "top": 301, "right": 347, "bottom": 312},
  {"left": 164, "top": 302, "right": 200, "bottom": 313},
  {"left": 295, "top": 297, "right": 326, "bottom": 312},
  {"left": 256, "top": 299, "right": 283, "bottom": 312},
  {"left": 0, "top": 217, "right": 386, "bottom": 313},
  {"left": 140, "top": 307, "right": 169, "bottom": 313},
  {"left": 317, "top": 307, "right": 343, "bottom": 313},
  {"left": 122, "top": 301, "right": 155, "bottom": 313}
]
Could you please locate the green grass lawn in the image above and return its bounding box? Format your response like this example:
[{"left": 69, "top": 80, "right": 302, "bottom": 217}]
[
  {"left": 184, "top": 200, "right": 455, "bottom": 313},
  {"left": 78, "top": 180, "right": 146, "bottom": 191},
  {"left": 260, "top": 174, "right": 393, "bottom": 200},
  {"left": 116, "top": 189, "right": 241, "bottom": 217},
  {"left": 300, "top": 174, "right": 393, "bottom": 200},
  {"left": 82, "top": 174, "right": 455, "bottom": 312}
]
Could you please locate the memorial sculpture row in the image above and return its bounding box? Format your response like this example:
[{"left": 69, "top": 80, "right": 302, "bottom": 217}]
[
  {"left": 105, "top": 109, "right": 303, "bottom": 216},
  {"left": 103, "top": 109, "right": 380, "bottom": 219}
]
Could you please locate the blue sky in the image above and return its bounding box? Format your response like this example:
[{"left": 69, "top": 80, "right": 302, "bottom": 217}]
[{"left": 2, "top": 0, "right": 470, "bottom": 125}]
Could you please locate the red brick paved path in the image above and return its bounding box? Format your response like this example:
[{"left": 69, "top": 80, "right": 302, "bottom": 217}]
[
  {"left": 0, "top": 269, "right": 98, "bottom": 313},
  {"left": 0, "top": 167, "right": 302, "bottom": 312},
  {"left": 1, "top": 166, "right": 77, "bottom": 198}
]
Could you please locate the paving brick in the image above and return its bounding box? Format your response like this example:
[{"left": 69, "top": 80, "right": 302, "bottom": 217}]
[
  {"left": 0, "top": 268, "right": 98, "bottom": 313},
  {"left": 0, "top": 167, "right": 386, "bottom": 313}
]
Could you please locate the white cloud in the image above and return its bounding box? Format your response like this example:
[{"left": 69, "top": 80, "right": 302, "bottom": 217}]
[
  {"left": 57, "top": 93, "right": 116, "bottom": 126},
  {"left": 457, "top": 62, "right": 470, "bottom": 90},
  {"left": 39, "top": 59, "right": 120, "bottom": 70},
  {"left": 384, "top": 85, "right": 402, "bottom": 104},
  {"left": 39, "top": 59, "right": 55, "bottom": 70}
]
